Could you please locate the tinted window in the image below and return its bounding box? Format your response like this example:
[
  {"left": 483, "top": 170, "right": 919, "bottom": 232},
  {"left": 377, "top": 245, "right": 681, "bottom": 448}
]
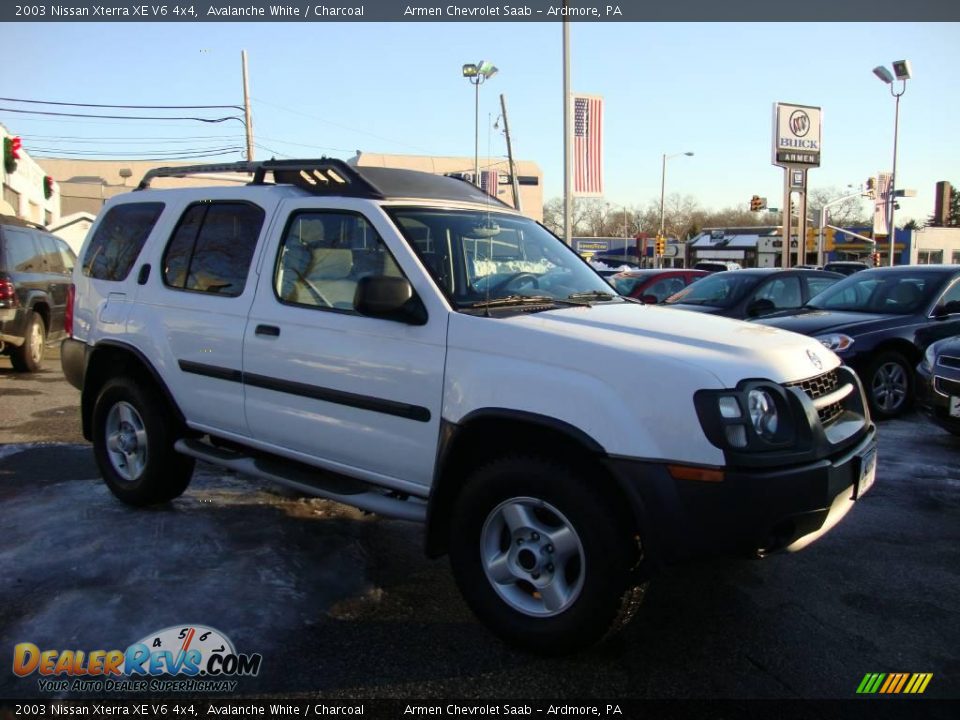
[
  {"left": 35, "top": 232, "right": 64, "bottom": 274},
  {"left": 275, "top": 211, "right": 403, "bottom": 311},
  {"left": 83, "top": 203, "right": 164, "bottom": 281},
  {"left": 664, "top": 272, "right": 759, "bottom": 308},
  {"left": 809, "top": 272, "right": 945, "bottom": 314},
  {"left": 2, "top": 228, "right": 43, "bottom": 272},
  {"left": 55, "top": 238, "right": 77, "bottom": 274},
  {"left": 163, "top": 202, "right": 263, "bottom": 296},
  {"left": 806, "top": 276, "right": 838, "bottom": 299}
]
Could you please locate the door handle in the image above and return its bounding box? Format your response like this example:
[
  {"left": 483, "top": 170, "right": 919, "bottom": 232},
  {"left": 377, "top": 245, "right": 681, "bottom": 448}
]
[{"left": 255, "top": 324, "right": 280, "bottom": 337}]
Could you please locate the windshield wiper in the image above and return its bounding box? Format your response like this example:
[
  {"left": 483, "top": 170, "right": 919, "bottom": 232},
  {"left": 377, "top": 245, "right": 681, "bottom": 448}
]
[
  {"left": 468, "top": 294, "right": 590, "bottom": 310},
  {"left": 566, "top": 290, "right": 617, "bottom": 302}
]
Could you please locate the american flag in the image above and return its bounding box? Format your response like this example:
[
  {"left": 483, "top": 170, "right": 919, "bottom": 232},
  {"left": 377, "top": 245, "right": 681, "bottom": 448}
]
[
  {"left": 479, "top": 169, "right": 499, "bottom": 198},
  {"left": 573, "top": 95, "right": 603, "bottom": 196}
]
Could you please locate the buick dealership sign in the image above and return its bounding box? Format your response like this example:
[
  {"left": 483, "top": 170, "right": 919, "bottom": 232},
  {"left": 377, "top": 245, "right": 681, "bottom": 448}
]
[{"left": 772, "top": 102, "right": 822, "bottom": 167}]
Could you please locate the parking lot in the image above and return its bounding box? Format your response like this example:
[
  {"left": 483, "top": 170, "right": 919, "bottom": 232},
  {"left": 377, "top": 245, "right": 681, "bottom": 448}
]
[{"left": 1, "top": 346, "right": 958, "bottom": 701}]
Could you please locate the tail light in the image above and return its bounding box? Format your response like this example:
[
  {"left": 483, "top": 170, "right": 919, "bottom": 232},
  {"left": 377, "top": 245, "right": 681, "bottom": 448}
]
[
  {"left": 64, "top": 283, "right": 75, "bottom": 337},
  {"left": 0, "top": 278, "right": 18, "bottom": 308}
]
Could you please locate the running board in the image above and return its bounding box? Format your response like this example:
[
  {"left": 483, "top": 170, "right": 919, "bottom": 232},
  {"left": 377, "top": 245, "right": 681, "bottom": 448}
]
[{"left": 174, "top": 439, "right": 426, "bottom": 523}]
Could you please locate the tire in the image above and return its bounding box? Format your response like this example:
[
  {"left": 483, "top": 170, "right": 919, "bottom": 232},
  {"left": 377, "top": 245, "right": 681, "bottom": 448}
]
[
  {"left": 449, "top": 454, "right": 644, "bottom": 654},
  {"left": 9, "top": 311, "right": 45, "bottom": 373},
  {"left": 92, "top": 376, "right": 195, "bottom": 506},
  {"left": 865, "top": 351, "right": 913, "bottom": 419}
]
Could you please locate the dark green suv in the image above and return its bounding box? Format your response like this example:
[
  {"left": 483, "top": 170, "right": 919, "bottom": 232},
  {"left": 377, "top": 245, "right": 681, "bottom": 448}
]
[{"left": 0, "top": 216, "right": 77, "bottom": 372}]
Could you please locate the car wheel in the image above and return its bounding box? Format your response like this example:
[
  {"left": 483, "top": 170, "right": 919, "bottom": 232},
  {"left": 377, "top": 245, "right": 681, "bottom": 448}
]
[
  {"left": 448, "top": 454, "right": 644, "bottom": 654},
  {"left": 9, "top": 311, "right": 45, "bottom": 372},
  {"left": 865, "top": 351, "right": 913, "bottom": 419},
  {"left": 92, "top": 377, "right": 194, "bottom": 506}
]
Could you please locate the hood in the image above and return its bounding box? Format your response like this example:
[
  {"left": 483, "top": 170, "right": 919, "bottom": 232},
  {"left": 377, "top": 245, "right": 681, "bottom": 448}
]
[
  {"left": 661, "top": 303, "right": 724, "bottom": 315},
  {"left": 449, "top": 302, "right": 839, "bottom": 389},
  {"left": 757, "top": 308, "right": 906, "bottom": 336}
]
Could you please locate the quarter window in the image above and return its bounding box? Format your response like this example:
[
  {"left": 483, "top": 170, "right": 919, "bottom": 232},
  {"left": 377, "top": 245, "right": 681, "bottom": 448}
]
[
  {"left": 82, "top": 203, "right": 164, "bottom": 281},
  {"left": 163, "top": 202, "right": 264, "bottom": 297}
]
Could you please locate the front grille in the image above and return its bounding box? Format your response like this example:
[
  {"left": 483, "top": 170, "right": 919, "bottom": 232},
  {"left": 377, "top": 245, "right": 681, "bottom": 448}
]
[
  {"left": 937, "top": 355, "right": 960, "bottom": 371},
  {"left": 786, "top": 369, "right": 845, "bottom": 427},
  {"left": 935, "top": 376, "right": 960, "bottom": 397}
]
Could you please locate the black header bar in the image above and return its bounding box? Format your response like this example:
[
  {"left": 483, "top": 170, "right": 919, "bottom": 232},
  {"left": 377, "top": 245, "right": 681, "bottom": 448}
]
[{"left": 3, "top": 1, "right": 959, "bottom": 22}]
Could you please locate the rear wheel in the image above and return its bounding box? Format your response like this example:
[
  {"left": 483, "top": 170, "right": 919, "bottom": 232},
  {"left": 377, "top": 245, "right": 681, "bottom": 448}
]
[
  {"left": 865, "top": 351, "right": 913, "bottom": 419},
  {"left": 10, "top": 311, "right": 45, "bottom": 373},
  {"left": 92, "top": 377, "right": 194, "bottom": 505},
  {"left": 449, "top": 455, "right": 643, "bottom": 654}
]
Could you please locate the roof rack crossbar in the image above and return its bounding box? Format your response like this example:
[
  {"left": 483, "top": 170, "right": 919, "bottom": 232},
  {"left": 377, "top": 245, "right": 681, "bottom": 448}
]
[{"left": 136, "top": 158, "right": 386, "bottom": 199}]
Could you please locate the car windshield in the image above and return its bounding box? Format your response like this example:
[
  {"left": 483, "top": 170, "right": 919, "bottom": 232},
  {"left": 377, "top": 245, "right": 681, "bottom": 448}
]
[
  {"left": 386, "top": 208, "right": 621, "bottom": 310},
  {"left": 663, "top": 272, "right": 759, "bottom": 308},
  {"left": 807, "top": 272, "right": 945, "bottom": 314}
]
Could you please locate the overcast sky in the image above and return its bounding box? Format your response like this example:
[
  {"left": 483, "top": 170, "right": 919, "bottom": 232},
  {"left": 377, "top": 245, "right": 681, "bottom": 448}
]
[{"left": 5, "top": 21, "right": 959, "bottom": 221}]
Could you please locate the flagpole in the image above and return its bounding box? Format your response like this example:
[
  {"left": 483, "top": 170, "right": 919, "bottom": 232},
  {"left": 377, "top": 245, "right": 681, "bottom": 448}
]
[{"left": 562, "top": 11, "right": 573, "bottom": 246}]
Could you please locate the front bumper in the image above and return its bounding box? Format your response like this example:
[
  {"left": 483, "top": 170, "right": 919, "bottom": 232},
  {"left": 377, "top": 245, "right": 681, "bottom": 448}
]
[
  {"left": 605, "top": 424, "right": 878, "bottom": 563},
  {"left": 916, "top": 364, "right": 960, "bottom": 434}
]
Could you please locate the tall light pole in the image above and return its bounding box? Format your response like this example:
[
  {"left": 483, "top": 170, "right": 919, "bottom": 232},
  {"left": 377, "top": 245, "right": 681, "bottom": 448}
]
[
  {"left": 873, "top": 60, "right": 911, "bottom": 266},
  {"left": 462, "top": 60, "right": 498, "bottom": 185},
  {"left": 659, "top": 151, "right": 694, "bottom": 238}
]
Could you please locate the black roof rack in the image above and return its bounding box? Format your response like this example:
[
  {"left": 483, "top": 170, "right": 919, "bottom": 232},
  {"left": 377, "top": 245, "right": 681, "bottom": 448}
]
[
  {"left": 136, "top": 158, "right": 385, "bottom": 198},
  {"left": 135, "top": 157, "right": 512, "bottom": 207}
]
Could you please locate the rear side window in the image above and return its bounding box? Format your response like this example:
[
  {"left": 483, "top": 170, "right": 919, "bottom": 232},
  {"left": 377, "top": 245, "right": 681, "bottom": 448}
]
[
  {"left": 1, "top": 228, "right": 43, "bottom": 272},
  {"left": 82, "top": 203, "right": 164, "bottom": 281},
  {"left": 35, "top": 232, "right": 64, "bottom": 274},
  {"left": 163, "top": 202, "right": 264, "bottom": 297}
]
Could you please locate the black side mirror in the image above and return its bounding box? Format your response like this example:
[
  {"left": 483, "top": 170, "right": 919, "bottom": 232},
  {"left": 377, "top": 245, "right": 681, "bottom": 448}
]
[
  {"left": 354, "top": 276, "right": 427, "bottom": 325},
  {"left": 639, "top": 294, "right": 659, "bottom": 305},
  {"left": 747, "top": 298, "right": 776, "bottom": 317},
  {"left": 933, "top": 300, "right": 960, "bottom": 318}
]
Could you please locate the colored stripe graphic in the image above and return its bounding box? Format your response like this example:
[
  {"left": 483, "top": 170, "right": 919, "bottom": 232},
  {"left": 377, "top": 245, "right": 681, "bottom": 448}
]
[{"left": 857, "top": 673, "right": 932, "bottom": 694}]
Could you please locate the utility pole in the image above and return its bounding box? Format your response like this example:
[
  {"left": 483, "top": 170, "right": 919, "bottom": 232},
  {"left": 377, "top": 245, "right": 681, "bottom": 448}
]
[
  {"left": 499, "top": 94, "right": 522, "bottom": 212},
  {"left": 241, "top": 50, "right": 254, "bottom": 162},
  {"left": 562, "top": 10, "right": 572, "bottom": 245}
]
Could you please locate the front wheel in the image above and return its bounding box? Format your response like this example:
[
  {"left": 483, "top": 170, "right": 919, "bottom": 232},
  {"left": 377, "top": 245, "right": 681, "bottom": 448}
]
[
  {"left": 865, "top": 351, "right": 913, "bottom": 419},
  {"left": 92, "top": 377, "right": 194, "bottom": 506},
  {"left": 449, "top": 455, "right": 643, "bottom": 654}
]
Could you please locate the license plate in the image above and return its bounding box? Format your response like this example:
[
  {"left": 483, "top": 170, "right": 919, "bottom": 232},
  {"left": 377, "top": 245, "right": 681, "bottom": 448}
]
[
  {"left": 855, "top": 449, "right": 877, "bottom": 500},
  {"left": 950, "top": 396, "right": 960, "bottom": 418}
]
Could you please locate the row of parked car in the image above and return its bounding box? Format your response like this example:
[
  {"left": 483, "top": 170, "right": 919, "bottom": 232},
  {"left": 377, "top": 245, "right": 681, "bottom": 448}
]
[{"left": 597, "top": 257, "right": 960, "bottom": 430}]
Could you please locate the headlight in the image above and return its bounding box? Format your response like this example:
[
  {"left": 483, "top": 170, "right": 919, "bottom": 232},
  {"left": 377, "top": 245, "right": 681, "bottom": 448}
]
[
  {"left": 921, "top": 344, "right": 937, "bottom": 372},
  {"left": 815, "top": 333, "right": 854, "bottom": 353},
  {"left": 747, "top": 388, "right": 779, "bottom": 440}
]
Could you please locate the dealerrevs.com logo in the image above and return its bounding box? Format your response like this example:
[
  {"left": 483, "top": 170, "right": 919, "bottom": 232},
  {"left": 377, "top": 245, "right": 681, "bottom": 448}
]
[{"left": 13, "top": 624, "right": 262, "bottom": 693}]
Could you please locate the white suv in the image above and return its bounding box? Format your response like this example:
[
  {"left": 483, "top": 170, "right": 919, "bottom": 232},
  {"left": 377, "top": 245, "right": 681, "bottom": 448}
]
[{"left": 62, "top": 159, "right": 877, "bottom": 653}]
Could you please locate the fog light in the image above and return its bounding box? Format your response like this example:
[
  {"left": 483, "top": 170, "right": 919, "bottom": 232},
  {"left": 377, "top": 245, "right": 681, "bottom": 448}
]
[{"left": 725, "top": 424, "right": 748, "bottom": 448}]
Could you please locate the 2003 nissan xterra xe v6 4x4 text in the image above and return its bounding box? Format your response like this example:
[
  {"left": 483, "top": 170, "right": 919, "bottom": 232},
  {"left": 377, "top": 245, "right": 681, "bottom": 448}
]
[{"left": 62, "top": 159, "right": 877, "bottom": 653}]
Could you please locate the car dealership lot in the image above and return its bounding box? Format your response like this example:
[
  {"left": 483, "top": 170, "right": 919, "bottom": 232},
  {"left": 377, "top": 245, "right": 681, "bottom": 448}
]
[{"left": 1, "top": 352, "right": 959, "bottom": 700}]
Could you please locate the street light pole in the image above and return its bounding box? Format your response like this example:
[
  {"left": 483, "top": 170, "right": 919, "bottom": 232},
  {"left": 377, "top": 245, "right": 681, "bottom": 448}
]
[
  {"left": 873, "top": 61, "right": 910, "bottom": 266},
  {"left": 658, "top": 151, "right": 693, "bottom": 267},
  {"left": 462, "top": 61, "right": 498, "bottom": 186}
]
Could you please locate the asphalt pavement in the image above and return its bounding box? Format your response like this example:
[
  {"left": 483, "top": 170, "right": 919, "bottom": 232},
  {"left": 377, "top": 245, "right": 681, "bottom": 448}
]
[{"left": 1, "top": 347, "right": 958, "bottom": 702}]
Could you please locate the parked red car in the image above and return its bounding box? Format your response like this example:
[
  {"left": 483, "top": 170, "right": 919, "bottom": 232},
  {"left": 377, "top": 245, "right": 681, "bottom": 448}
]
[{"left": 610, "top": 269, "right": 710, "bottom": 303}]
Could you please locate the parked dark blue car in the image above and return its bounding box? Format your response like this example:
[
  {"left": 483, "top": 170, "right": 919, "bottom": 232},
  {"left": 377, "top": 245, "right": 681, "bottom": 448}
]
[{"left": 758, "top": 265, "right": 960, "bottom": 419}]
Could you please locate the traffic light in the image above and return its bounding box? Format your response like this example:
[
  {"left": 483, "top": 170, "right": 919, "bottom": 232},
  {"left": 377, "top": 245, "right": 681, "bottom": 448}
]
[
  {"left": 865, "top": 177, "right": 876, "bottom": 199},
  {"left": 872, "top": 252, "right": 881, "bottom": 267},
  {"left": 750, "top": 195, "right": 762, "bottom": 211},
  {"left": 655, "top": 236, "right": 665, "bottom": 256}
]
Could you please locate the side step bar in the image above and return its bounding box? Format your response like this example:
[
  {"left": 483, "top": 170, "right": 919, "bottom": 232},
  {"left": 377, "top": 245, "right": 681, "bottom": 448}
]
[{"left": 174, "top": 439, "right": 427, "bottom": 523}]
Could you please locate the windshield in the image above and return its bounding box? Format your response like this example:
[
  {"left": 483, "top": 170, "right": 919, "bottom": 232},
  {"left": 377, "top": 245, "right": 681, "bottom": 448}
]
[
  {"left": 386, "top": 208, "right": 620, "bottom": 310},
  {"left": 807, "top": 271, "right": 945, "bottom": 314},
  {"left": 663, "top": 272, "right": 759, "bottom": 308}
]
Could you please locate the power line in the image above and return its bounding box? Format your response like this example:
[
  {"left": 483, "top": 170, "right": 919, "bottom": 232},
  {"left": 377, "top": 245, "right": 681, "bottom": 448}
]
[
  {"left": 0, "top": 96, "right": 243, "bottom": 111},
  {"left": 33, "top": 148, "right": 244, "bottom": 161},
  {"left": 20, "top": 134, "right": 238, "bottom": 143},
  {"left": 0, "top": 107, "right": 244, "bottom": 124},
  {"left": 30, "top": 145, "right": 243, "bottom": 157}
]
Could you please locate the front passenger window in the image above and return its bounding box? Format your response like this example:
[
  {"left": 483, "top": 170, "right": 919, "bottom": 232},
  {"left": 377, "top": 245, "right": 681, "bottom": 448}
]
[{"left": 275, "top": 211, "right": 404, "bottom": 312}]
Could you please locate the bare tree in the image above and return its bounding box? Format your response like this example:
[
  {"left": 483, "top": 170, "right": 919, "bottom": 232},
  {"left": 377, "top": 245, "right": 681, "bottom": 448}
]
[{"left": 808, "top": 187, "right": 870, "bottom": 227}]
